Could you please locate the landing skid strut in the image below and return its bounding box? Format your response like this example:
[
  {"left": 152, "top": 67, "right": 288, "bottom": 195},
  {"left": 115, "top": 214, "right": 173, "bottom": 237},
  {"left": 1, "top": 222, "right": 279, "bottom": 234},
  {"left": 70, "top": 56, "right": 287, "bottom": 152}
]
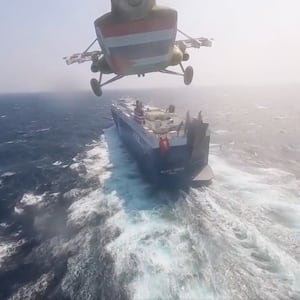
[
  {"left": 160, "top": 64, "right": 194, "bottom": 85},
  {"left": 90, "top": 73, "right": 124, "bottom": 97}
]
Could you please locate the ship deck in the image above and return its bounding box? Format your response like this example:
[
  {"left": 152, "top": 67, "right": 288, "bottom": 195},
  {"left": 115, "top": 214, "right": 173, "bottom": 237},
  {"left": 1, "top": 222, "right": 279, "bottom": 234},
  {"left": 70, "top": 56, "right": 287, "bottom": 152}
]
[{"left": 115, "top": 99, "right": 187, "bottom": 139}]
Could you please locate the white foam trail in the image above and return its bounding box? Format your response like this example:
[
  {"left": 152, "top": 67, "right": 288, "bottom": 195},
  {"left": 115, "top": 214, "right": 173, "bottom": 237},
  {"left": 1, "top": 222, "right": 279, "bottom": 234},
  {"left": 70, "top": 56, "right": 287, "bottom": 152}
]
[
  {"left": 61, "top": 127, "right": 300, "bottom": 299},
  {"left": 175, "top": 153, "right": 300, "bottom": 299},
  {"left": 67, "top": 189, "right": 123, "bottom": 230},
  {"left": 64, "top": 128, "right": 216, "bottom": 299},
  {"left": 107, "top": 209, "right": 217, "bottom": 300},
  {"left": 14, "top": 206, "right": 24, "bottom": 215}
]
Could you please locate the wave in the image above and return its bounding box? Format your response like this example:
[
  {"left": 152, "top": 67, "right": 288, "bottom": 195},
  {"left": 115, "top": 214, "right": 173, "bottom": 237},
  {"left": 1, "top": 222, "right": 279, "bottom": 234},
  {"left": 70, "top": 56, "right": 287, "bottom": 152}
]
[{"left": 7, "top": 127, "right": 300, "bottom": 300}]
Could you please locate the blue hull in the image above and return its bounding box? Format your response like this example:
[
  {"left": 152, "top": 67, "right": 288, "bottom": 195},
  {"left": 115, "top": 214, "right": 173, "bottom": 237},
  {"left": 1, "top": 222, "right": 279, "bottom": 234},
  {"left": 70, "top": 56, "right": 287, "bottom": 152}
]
[{"left": 111, "top": 108, "right": 210, "bottom": 188}]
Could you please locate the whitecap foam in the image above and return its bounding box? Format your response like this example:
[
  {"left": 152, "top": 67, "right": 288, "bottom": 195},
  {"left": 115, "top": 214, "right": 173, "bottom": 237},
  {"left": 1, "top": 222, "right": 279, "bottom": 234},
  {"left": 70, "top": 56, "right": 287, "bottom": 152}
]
[
  {"left": 66, "top": 130, "right": 126, "bottom": 229},
  {"left": 35, "top": 128, "right": 50, "bottom": 133},
  {"left": 52, "top": 161, "right": 62, "bottom": 166},
  {"left": 10, "top": 272, "right": 55, "bottom": 299},
  {"left": 0, "top": 243, "right": 14, "bottom": 267},
  {"left": 1, "top": 172, "right": 16, "bottom": 178},
  {"left": 0, "top": 223, "right": 9, "bottom": 229},
  {"left": 20, "top": 193, "right": 45, "bottom": 207},
  {"left": 67, "top": 190, "right": 123, "bottom": 229},
  {"left": 69, "top": 162, "right": 80, "bottom": 170}
]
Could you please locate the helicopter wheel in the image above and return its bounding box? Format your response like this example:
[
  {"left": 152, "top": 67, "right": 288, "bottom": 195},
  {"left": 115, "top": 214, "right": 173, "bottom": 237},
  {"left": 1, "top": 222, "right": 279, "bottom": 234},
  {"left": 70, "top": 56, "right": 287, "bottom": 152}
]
[
  {"left": 90, "top": 78, "right": 102, "bottom": 97},
  {"left": 184, "top": 66, "right": 194, "bottom": 85}
]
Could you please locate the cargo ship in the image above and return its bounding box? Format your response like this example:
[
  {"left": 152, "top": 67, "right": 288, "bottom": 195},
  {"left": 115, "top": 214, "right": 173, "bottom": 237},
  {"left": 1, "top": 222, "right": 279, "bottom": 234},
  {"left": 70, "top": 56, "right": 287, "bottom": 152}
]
[{"left": 111, "top": 98, "right": 213, "bottom": 187}]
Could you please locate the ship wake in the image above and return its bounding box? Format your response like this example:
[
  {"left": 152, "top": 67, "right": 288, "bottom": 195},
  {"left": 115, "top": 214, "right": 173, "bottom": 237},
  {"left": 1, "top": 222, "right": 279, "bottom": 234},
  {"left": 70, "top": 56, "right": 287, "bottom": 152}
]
[{"left": 8, "top": 127, "right": 300, "bottom": 300}]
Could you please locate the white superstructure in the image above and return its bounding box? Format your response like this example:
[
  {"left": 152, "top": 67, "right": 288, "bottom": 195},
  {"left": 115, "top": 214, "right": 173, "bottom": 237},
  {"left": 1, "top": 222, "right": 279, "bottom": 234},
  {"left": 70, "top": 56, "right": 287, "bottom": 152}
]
[{"left": 112, "top": 99, "right": 189, "bottom": 148}]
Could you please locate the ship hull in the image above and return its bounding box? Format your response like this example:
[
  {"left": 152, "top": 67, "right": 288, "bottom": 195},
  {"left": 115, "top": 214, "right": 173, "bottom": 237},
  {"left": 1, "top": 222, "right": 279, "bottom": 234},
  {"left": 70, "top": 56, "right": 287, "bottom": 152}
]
[{"left": 111, "top": 106, "right": 211, "bottom": 188}]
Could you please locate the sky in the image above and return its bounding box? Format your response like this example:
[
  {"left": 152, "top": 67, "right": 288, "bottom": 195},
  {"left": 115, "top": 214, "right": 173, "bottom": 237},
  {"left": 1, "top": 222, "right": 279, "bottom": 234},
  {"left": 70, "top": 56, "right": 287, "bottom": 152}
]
[{"left": 0, "top": 0, "right": 300, "bottom": 93}]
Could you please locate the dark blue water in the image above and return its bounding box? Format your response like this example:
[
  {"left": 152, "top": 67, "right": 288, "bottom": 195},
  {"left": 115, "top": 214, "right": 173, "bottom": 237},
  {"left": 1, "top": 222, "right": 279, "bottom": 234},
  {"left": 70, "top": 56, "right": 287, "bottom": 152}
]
[
  {"left": 0, "top": 92, "right": 112, "bottom": 213},
  {"left": 0, "top": 88, "right": 299, "bottom": 300},
  {"left": 0, "top": 92, "right": 119, "bottom": 299}
]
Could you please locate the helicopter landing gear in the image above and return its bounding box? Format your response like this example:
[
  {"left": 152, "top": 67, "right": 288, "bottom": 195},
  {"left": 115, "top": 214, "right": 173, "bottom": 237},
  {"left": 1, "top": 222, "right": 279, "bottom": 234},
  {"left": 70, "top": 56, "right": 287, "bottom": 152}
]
[
  {"left": 90, "top": 73, "right": 124, "bottom": 97},
  {"left": 184, "top": 66, "right": 194, "bottom": 85},
  {"left": 90, "top": 78, "right": 102, "bottom": 97},
  {"left": 159, "top": 65, "right": 194, "bottom": 86}
]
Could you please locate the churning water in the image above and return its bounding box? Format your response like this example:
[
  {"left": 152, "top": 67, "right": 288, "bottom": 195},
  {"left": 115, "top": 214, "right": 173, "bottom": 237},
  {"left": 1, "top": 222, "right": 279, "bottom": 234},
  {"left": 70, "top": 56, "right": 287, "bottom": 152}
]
[{"left": 0, "top": 87, "right": 299, "bottom": 299}]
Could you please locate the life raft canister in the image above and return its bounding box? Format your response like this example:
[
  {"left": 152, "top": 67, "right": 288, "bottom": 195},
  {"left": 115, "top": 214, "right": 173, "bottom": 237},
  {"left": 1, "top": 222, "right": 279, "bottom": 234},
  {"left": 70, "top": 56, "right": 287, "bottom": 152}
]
[{"left": 159, "top": 136, "right": 170, "bottom": 154}]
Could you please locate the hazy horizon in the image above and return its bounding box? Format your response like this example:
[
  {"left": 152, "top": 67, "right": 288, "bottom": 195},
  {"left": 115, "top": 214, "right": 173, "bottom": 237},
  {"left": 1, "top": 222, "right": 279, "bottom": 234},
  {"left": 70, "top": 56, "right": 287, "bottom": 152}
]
[
  {"left": 1, "top": 82, "right": 300, "bottom": 94},
  {"left": 1, "top": 0, "right": 300, "bottom": 93}
]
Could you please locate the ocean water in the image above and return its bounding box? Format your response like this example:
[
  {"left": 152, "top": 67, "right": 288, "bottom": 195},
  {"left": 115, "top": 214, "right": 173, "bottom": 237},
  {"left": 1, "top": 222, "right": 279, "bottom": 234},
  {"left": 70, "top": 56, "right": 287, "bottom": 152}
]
[{"left": 0, "top": 87, "right": 299, "bottom": 299}]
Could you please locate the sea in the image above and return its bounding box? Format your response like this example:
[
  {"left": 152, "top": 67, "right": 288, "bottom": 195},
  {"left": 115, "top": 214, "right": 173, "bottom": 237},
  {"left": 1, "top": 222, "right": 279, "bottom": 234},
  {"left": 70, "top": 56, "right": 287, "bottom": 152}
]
[{"left": 0, "top": 86, "right": 299, "bottom": 300}]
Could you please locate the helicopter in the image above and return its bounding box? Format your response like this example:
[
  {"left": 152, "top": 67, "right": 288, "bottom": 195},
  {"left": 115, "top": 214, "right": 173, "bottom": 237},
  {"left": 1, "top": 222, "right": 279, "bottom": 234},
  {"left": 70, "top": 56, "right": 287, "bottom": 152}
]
[{"left": 64, "top": 0, "right": 212, "bottom": 97}]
